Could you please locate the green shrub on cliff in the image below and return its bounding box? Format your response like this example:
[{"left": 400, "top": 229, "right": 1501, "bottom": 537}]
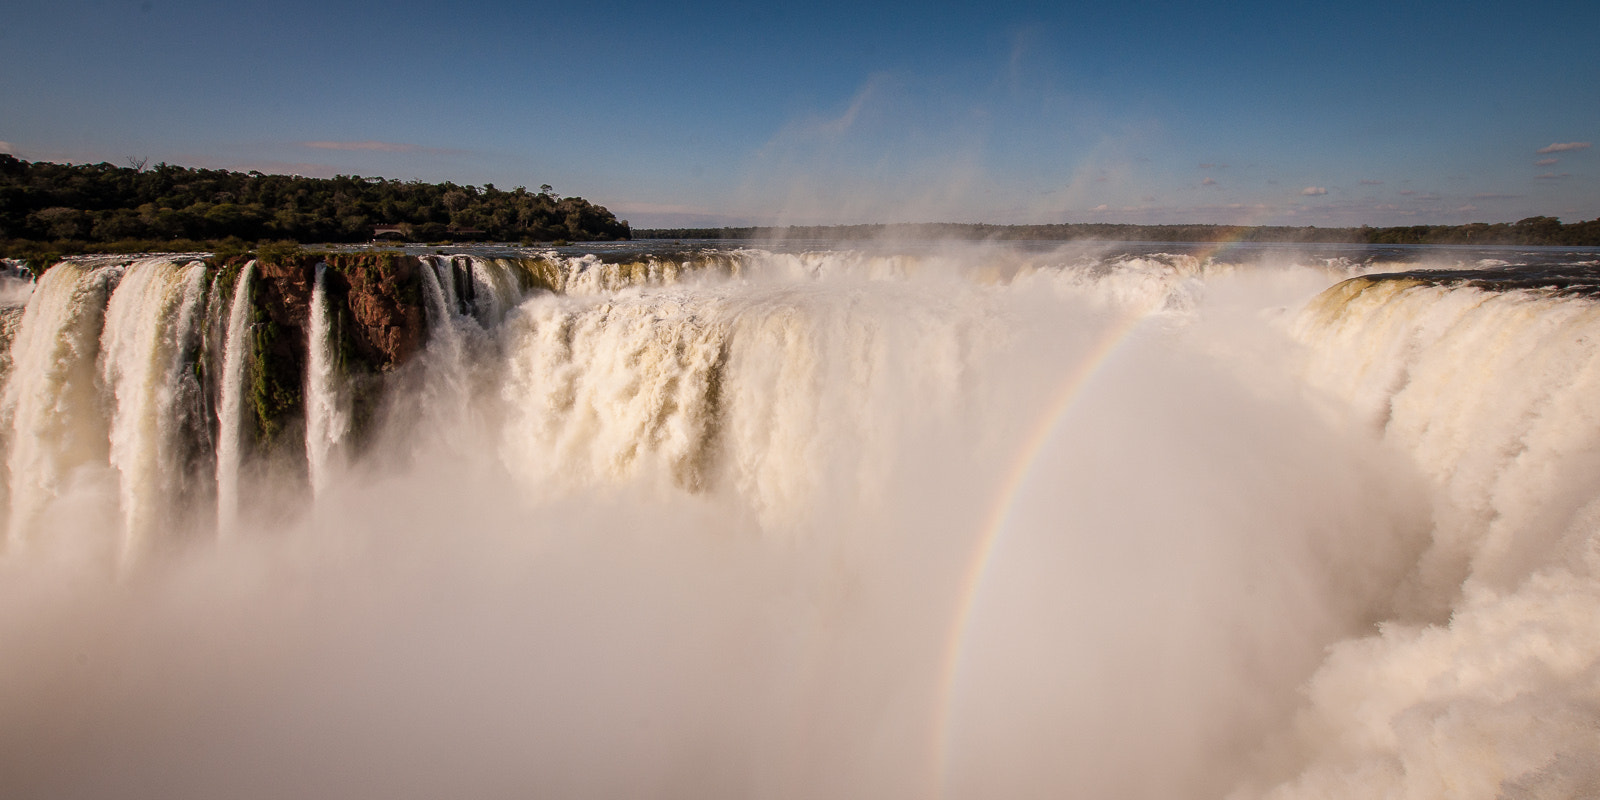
[
  {"left": 256, "top": 240, "right": 302, "bottom": 263},
  {"left": 250, "top": 318, "right": 300, "bottom": 447}
]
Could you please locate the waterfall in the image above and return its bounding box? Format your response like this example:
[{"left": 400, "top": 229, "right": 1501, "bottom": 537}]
[
  {"left": 1294, "top": 276, "right": 1600, "bottom": 607},
  {"left": 418, "top": 255, "right": 465, "bottom": 355},
  {"left": 305, "top": 263, "right": 349, "bottom": 496},
  {"left": 466, "top": 257, "right": 527, "bottom": 326},
  {"left": 0, "top": 307, "right": 27, "bottom": 395},
  {"left": 2, "top": 260, "right": 123, "bottom": 546},
  {"left": 498, "top": 290, "right": 733, "bottom": 498},
  {"left": 4, "top": 246, "right": 1600, "bottom": 800},
  {"left": 215, "top": 261, "right": 255, "bottom": 534},
  {"left": 100, "top": 257, "right": 210, "bottom": 557},
  {"left": 1254, "top": 275, "right": 1600, "bottom": 800},
  {"left": 428, "top": 255, "right": 461, "bottom": 317},
  {"left": 419, "top": 254, "right": 530, "bottom": 327},
  {"left": 409, "top": 254, "right": 490, "bottom": 451}
]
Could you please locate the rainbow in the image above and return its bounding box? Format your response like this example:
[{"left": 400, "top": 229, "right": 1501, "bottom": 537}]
[
  {"left": 1185, "top": 216, "right": 1304, "bottom": 272},
  {"left": 927, "top": 298, "right": 1158, "bottom": 797},
  {"left": 925, "top": 227, "right": 1286, "bottom": 793}
]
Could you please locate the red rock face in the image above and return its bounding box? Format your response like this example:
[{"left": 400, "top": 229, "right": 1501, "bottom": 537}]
[
  {"left": 322, "top": 253, "right": 424, "bottom": 370},
  {"left": 250, "top": 253, "right": 424, "bottom": 373},
  {"left": 224, "top": 252, "right": 427, "bottom": 453}
]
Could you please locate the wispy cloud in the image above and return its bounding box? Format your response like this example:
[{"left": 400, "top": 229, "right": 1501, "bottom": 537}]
[
  {"left": 1359, "top": 179, "right": 1383, "bottom": 185},
  {"left": 1002, "top": 27, "right": 1050, "bottom": 96},
  {"left": 1201, "top": 177, "right": 1217, "bottom": 186},
  {"left": 1535, "top": 158, "right": 1559, "bottom": 166},
  {"left": 1398, "top": 189, "right": 1416, "bottom": 196},
  {"left": 0, "top": 141, "right": 12, "bottom": 154},
  {"left": 749, "top": 74, "right": 889, "bottom": 169},
  {"left": 1300, "top": 186, "right": 1327, "bottom": 196},
  {"left": 795, "top": 76, "right": 884, "bottom": 140},
  {"left": 300, "top": 140, "right": 465, "bottom": 155},
  {"left": 1535, "top": 172, "right": 1571, "bottom": 180},
  {"left": 1472, "top": 192, "right": 1522, "bottom": 200},
  {"left": 1536, "top": 141, "right": 1591, "bottom": 154},
  {"left": 303, "top": 140, "right": 421, "bottom": 152}
]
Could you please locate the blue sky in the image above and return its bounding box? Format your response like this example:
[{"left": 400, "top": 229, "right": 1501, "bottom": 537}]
[{"left": 3, "top": 0, "right": 1596, "bottom": 227}]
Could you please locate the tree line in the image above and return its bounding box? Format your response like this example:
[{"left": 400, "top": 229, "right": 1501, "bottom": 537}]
[
  {"left": 0, "top": 155, "right": 631, "bottom": 262},
  {"left": 636, "top": 218, "right": 1600, "bottom": 246}
]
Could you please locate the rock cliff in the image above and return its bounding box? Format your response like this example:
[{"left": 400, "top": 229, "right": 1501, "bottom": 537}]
[{"left": 213, "top": 252, "right": 426, "bottom": 453}]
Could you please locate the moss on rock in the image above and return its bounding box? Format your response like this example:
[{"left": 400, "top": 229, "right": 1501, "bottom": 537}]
[{"left": 202, "top": 251, "right": 426, "bottom": 458}]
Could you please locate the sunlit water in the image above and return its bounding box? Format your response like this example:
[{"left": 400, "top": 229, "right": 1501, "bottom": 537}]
[{"left": 0, "top": 242, "right": 1597, "bottom": 799}]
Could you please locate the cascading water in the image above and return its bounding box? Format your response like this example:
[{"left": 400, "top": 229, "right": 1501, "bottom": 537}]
[
  {"left": 414, "top": 255, "right": 476, "bottom": 433},
  {"left": 467, "top": 257, "right": 525, "bottom": 326},
  {"left": 305, "top": 263, "right": 350, "bottom": 495},
  {"left": 3, "top": 259, "right": 123, "bottom": 546},
  {"left": 100, "top": 257, "right": 211, "bottom": 558},
  {"left": 215, "top": 261, "right": 254, "bottom": 534},
  {"left": 0, "top": 244, "right": 1596, "bottom": 799},
  {"left": 1255, "top": 274, "right": 1600, "bottom": 799}
]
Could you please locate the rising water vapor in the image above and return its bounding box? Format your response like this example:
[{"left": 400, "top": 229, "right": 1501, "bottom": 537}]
[
  {"left": 1242, "top": 275, "right": 1600, "bottom": 799},
  {"left": 0, "top": 244, "right": 1594, "bottom": 799}
]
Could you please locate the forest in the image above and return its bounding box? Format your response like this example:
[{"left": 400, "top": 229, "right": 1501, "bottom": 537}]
[
  {"left": 0, "top": 155, "right": 630, "bottom": 262},
  {"left": 638, "top": 218, "right": 1600, "bottom": 246},
  {"left": 6, "top": 155, "right": 1598, "bottom": 265}
]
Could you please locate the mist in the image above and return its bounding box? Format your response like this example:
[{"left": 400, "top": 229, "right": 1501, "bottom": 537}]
[{"left": 0, "top": 245, "right": 1593, "bottom": 799}]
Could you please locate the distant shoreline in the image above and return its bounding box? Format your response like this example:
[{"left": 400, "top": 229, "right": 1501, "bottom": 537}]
[{"left": 635, "top": 219, "right": 1600, "bottom": 247}]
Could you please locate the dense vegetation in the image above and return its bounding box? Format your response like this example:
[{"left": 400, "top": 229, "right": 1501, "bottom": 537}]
[
  {"left": 638, "top": 218, "right": 1600, "bottom": 246},
  {"left": 0, "top": 155, "right": 630, "bottom": 262},
  {"left": 5, "top": 154, "right": 1595, "bottom": 266}
]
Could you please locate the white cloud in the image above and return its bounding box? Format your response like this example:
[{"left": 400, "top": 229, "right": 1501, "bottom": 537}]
[
  {"left": 1534, "top": 172, "right": 1571, "bottom": 180},
  {"left": 1301, "top": 186, "right": 1327, "bottom": 196},
  {"left": 1535, "top": 142, "right": 1591, "bottom": 154},
  {"left": 1090, "top": 204, "right": 1110, "bottom": 211},
  {"left": 1359, "top": 179, "right": 1383, "bottom": 185},
  {"left": 1201, "top": 177, "right": 1217, "bottom": 186},
  {"left": 1535, "top": 158, "right": 1559, "bottom": 166},
  {"left": 0, "top": 141, "right": 12, "bottom": 155}
]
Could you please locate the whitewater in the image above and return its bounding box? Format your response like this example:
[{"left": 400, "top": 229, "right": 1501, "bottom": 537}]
[{"left": 0, "top": 241, "right": 1596, "bottom": 799}]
